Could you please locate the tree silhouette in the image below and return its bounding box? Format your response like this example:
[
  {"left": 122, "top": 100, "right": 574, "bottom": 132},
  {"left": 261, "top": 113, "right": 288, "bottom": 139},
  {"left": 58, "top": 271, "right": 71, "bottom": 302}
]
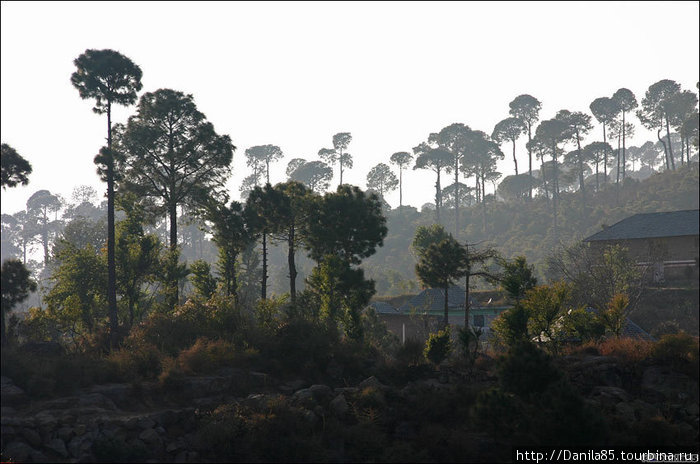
[
  {"left": 497, "top": 174, "right": 533, "bottom": 202},
  {"left": 1, "top": 144, "right": 32, "bottom": 189},
  {"left": 71, "top": 49, "right": 142, "bottom": 347},
  {"left": 265, "top": 182, "right": 313, "bottom": 302},
  {"left": 287, "top": 159, "right": 333, "bottom": 193},
  {"left": 26, "top": 190, "right": 62, "bottom": 265},
  {"left": 366, "top": 163, "right": 398, "bottom": 201},
  {"left": 666, "top": 91, "right": 698, "bottom": 165},
  {"left": 589, "top": 97, "right": 619, "bottom": 184},
  {"left": 245, "top": 144, "right": 283, "bottom": 184},
  {"left": 583, "top": 141, "right": 613, "bottom": 191},
  {"left": 637, "top": 79, "right": 681, "bottom": 170},
  {"left": 432, "top": 123, "right": 472, "bottom": 237},
  {"left": 303, "top": 185, "right": 387, "bottom": 265},
  {"left": 118, "top": 88, "right": 234, "bottom": 306},
  {"left": 536, "top": 119, "right": 568, "bottom": 234},
  {"left": 389, "top": 151, "right": 413, "bottom": 208},
  {"left": 509, "top": 94, "right": 542, "bottom": 199},
  {"left": 492, "top": 117, "right": 526, "bottom": 176},
  {"left": 556, "top": 110, "right": 593, "bottom": 194},
  {"left": 415, "top": 236, "right": 468, "bottom": 329},
  {"left": 114, "top": 195, "right": 162, "bottom": 327},
  {"left": 319, "top": 132, "right": 353, "bottom": 186},
  {"left": 207, "top": 200, "right": 249, "bottom": 302},
  {"left": 1, "top": 258, "right": 37, "bottom": 345},
  {"left": 611, "top": 88, "right": 638, "bottom": 179},
  {"left": 413, "top": 144, "right": 452, "bottom": 224}
]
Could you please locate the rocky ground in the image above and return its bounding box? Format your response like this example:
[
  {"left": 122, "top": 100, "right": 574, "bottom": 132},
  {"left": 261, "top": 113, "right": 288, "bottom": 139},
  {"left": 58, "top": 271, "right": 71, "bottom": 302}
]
[{"left": 1, "top": 353, "right": 698, "bottom": 463}]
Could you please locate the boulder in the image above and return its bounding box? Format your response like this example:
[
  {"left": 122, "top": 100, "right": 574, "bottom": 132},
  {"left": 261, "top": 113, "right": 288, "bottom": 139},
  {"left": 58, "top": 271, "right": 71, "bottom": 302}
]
[
  {"left": 3, "top": 441, "right": 36, "bottom": 462},
  {"left": 21, "top": 427, "right": 42, "bottom": 447},
  {"left": 329, "top": 394, "right": 349, "bottom": 417},
  {"left": 359, "top": 376, "right": 388, "bottom": 391},
  {"left": 45, "top": 438, "right": 68, "bottom": 458},
  {"left": 139, "top": 428, "right": 161, "bottom": 445},
  {"left": 309, "top": 384, "right": 333, "bottom": 402},
  {"left": 1, "top": 377, "right": 28, "bottom": 406}
]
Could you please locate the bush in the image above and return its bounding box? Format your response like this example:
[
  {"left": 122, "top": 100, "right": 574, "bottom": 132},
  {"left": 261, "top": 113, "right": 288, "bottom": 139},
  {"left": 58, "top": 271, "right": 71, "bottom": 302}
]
[
  {"left": 652, "top": 333, "right": 699, "bottom": 377},
  {"left": 176, "top": 338, "right": 239, "bottom": 375},
  {"left": 394, "top": 338, "right": 425, "bottom": 367},
  {"left": 597, "top": 337, "right": 653, "bottom": 363},
  {"left": 0, "top": 347, "right": 119, "bottom": 398},
  {"left": 424, "top": 328, "right": 451, "bottom": 366},
  {"left": 497, "top": 341, "right": 561, "bottom": 399},
  {"left": 107, "top": 339, "right": 162, "bottom": 381}
]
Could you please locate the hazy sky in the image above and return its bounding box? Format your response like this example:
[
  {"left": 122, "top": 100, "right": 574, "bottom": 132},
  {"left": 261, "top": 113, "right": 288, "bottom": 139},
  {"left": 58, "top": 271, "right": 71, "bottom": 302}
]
[{"left": 2, "top": 1, "right": 699, "bottom": 216}]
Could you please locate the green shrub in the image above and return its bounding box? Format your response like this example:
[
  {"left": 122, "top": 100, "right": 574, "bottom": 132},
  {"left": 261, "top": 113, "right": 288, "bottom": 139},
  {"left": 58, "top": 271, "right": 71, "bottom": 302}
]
[
  {"left": 424, "top": 328, "right": 451, "bottom": 366},
  {"left": 497, "top": 341, "right": 561, "bottom": 399},
  {"left": 652, "top": 333, "right": 699, "bottom": 377},
  {"left": 395, "top": 338, "right": 425, "bottom": 367},
  {"left": 107, "top": 340, "right": 162, "bottom": 381},
  {"left": 176, "top": 338, "right": 238, "bottom": 374}
]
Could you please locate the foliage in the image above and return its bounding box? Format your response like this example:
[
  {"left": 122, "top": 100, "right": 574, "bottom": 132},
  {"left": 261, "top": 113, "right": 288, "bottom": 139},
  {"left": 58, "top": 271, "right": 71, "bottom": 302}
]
[
  {"left": 304, "top": 185, "right": 387, "bottom": 265},
  {"left": 599, "top": 293, "right": 630, "bottom": 338},
  {"left": 1, "top": 143, "right": 32, "bottom": 189},
  {"left": 491, "top": 305, "right": 529, "bottom": 348},
  {"left": 70, "top": 49, "right": 143, "bottom": 114},
  {"left": 520, "top": 282, "right": 572, "bottom": 347},
  {"left": 410, "top": 223, "right": 450, "bottom": 258},
  {"left": 562, "top": 307, "right": 606, "bottom": 342},
  {"left": 547, "top": 242, "right": 644, "bottom": 313},
  {"left": 652, "top": 333, "right": 699, "bottom": 375},
  {"left": 44, "top": 243, "right": 107, "bottom": 340},
  {"left": 424, "top": 327, "right": 451, "bottom": 366},
  {"left": 500, "top": 255, "right": 537, "bottom": 303},
  {"left": 1, "top": 258, "right": 37, "bottom": 343},
  {"left": 306, "top": 254, "right": 375, "bottom": 339},
  {"left": 176, "top": 337, "right": 240, "bottom": 375},
  {"left": 190, "top": 259, "right": 218, "bottom": 299},
  {"left": 457, "top": 326, "right": 482, "bottom": 370}
]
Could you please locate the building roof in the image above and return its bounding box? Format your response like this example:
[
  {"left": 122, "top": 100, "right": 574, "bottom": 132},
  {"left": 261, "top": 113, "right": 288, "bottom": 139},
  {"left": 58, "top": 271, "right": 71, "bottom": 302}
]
[
  {"left": 584, "top": 307, "right": 655, "bottom": 341},
  {"left": 584, "top": 210, "right": 699, "bottom": 242},
  {"left": 397, "top": 286, "right": 478, "bottom": 314},
  {"left": 367, "top": 301, "right": 400, "bottom": 314}
]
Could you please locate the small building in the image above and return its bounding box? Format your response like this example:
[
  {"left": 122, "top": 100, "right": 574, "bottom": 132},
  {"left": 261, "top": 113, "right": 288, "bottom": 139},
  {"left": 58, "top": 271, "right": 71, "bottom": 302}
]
[
  {"left": 371, "top": 286, "right": 509, "bottom": 343},
  {"left": 583, "top": 210, "right": 699, "bottom": 284}
]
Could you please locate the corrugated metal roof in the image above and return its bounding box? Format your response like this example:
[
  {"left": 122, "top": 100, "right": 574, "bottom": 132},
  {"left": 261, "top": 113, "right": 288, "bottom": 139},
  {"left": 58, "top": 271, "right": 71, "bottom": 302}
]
[
  {"left": 367, "top": 301, "right": 400, "bottom": 314},
  {"left": 397, "top": 286, "right": 478, "bottom": 314},
  {"left": 584, "top": 210, "right": 699, "bottom": 242}
]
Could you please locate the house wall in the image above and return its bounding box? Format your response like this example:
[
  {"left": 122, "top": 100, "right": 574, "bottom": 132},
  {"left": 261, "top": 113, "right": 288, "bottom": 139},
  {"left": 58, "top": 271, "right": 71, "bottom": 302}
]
[
  {"left": 378, "top": 307, "right": 508, "bottom": 343},
  {"left": 589, "top": 235, "right": 699, "bottom": 284}
]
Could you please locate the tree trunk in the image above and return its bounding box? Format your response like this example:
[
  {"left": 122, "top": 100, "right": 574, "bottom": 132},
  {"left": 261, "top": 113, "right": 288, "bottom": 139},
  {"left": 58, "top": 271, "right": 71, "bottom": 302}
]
[
  {"left": 576, "top": 130, "right": 585, "bottom": 195},
  {"left": 665, "top": 113, "right": 675, "bottom": 169},
  {"left": 603, "top": 123, "right": 608, "bottom": 184},
  {"left": 454, "top": 161, "right": 460, "bottom": 238},
  {"left": 169, "top": 202, "right": 179, "bottom": 307},
  {"left": 399, "top": 166, "right": 403, "bottom": 208},
  {"left": 443, "top": 285, "right": 449, "bottom": 329},
  {"left": 464, "top": 264, "right": 471, "bottom": 329},
  {"left": 512, "top": 138, "right": 519, "bottom": 175},
  {"left": 435, "top": 170, "right": 441, "bottom": 224},
  {"left": 288, "top": 226, "right": 297, "bottom": 302},
  {"left": 107, "top": 101, "right": 118, "bottom": 349},
  {"left": 616, "top": 134, "right": 621, "bottom": 185},
  {"left": 595, "top": 158, "right": 599, "bottom": 192},
  {"left": 339, "top": 150, "right": 344, "bottom": 186},
  {"left": 527, "top": 122, "right": 533, "bottom": 199},
  {"left": 261, "top": 232, "right": 268, "bottom": 300},
  {"left": 622, "top": 111, "right": 627, "bottom": 180},
  {"left": 658, "top": 127, "right": 669, "bottom": 170}
]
